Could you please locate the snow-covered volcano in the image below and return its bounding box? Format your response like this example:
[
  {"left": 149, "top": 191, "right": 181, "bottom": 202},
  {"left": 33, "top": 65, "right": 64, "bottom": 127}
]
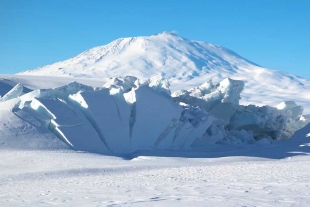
[
  {"left": 20, "top": 32, "right": 259, "bottom": 80},
  {"left": 3, "top": 33, "right": 310, "bottom": 206},
  {"left": 19, "top": 32, "right": 310, "bottom": 112}
]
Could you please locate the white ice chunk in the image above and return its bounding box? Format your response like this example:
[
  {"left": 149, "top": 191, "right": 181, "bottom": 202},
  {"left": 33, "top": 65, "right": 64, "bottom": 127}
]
[
  {"left": 27, "top": 98, "right": 108, "bottom": 153},
  {"left": 144, "top": 75, "right": 171, "bottom": 96},
  {"left": 0, "top": 79, "right": 31, "bottom": 97},
  {"left": 172, "top": 78, "right": 244, "bottom": 109},
  {"left": 217, "top": 78, "right": 244, "bottom": 105},
  {"left": 19, "top": 81, "right": 93, "bottom": 108},
  {"left": 0, "top": 80, "right": 14, "bottom": 97},
  {"left": 21, "top": 106, "right": 51, "bottom": 128},
  {"left": 103, "top": 76, "right": 138, "bottom": 95},
  {"left": 276, "top": 101, "right": 298, "bottom": 110},
  {"left": 172, "top": 107, "right": 213, "bottom": 149},
  {"left": 127, "top": 85, "right": 181, "bottom": 151},
  {"left": 173, "top": 78, "right": 244, "bottom": 125},
  {"left": 70, "top": 89, "right": 131, "bottom": 154},
  {"left": 230, "top": 104, "right": 310, "bottom": 140},
  {"left": 0, "top": 83, "right": 23, "bottom": 102},
  {"left": 192, "top": 124, "right": 225, "bottom": 146},
  {"left": 208, "top": 102, "right": 237, "bottom": 125},
  {"left": 34, "top": 98, "right": 84, "bottom": 126},
  {"left": 154, "top": 119, "right": 178, "bottom": 149},
  {"left": 276, "top": 101, "right": 304, "bottom": 120},
  {"left": 29, "top": 98, "right": 56, "bottom": 120}
]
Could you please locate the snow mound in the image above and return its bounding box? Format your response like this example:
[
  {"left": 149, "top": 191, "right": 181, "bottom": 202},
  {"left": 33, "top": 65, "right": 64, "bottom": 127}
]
[
  {"left": 0, "top": 76, "right": 309, "bottom": 154},
  {"left": 0, "top": 109, "right": 68, "bottom": 150}
]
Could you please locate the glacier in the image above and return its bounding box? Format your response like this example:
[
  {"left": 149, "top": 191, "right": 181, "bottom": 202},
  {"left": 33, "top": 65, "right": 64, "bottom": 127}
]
[{"left": 0, "top": 76, "right": 309, "bottom": 155}]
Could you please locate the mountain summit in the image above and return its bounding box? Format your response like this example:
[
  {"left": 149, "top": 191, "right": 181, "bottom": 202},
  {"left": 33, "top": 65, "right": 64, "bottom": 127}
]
[
  {"left": 18, "top": 32, "right": 310, "bottom": 111},
  {"left": 19, "top": 32, "right": 261, "bottom": 81}
]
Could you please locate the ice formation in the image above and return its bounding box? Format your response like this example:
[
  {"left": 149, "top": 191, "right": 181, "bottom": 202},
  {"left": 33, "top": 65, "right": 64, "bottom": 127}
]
[
  {"left": 172, "top": 78, "right": 244, "bottom": 125},
  {"left": 0, "top": 83, "right": 24, "bottom": 102},
  {"left": 0, "top": 76, "right": 309, "bottom": 154}
]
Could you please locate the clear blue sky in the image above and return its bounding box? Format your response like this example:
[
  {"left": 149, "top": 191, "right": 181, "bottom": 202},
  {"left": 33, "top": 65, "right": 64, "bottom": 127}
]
[{"left": 1, "top": 0, "right": 310, "bottom": 78}]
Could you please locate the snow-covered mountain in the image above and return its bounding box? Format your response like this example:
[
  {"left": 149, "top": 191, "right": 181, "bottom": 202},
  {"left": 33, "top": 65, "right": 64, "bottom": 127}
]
[
  {"left": 19, "top": 32, "right": 310, "bottom": 112},
  {"left": 20, "top": 32, "right": 260, "bottom": 81},
  {"left": 3, "top": 33, "right": 310, "bottom": 206}
]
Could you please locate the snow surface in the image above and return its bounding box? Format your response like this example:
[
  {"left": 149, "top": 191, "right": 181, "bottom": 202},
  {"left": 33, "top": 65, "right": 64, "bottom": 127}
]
[
  {"left": 17, "top": 32, "right": 310, "bottom": 113},
  {"left": 1, "top": 130, "right": 310, "bottom": 206},
  {"left": 1, "top": 75, "right": 310, "bottom": 206},
  {"left": 2, "top": 32, "right": 310, "bottom": 206}
]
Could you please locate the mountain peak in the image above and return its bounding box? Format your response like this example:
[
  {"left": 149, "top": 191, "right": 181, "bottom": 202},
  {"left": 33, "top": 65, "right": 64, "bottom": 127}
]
[
  {"left": 15, "top": 33, "right": 310, "bottom": 113},
  {"left": 154, "top": 31, "right": 180, "bottom": 37},
  {"left": 151, "top": 31, "right": 187, "bottom": 42},
  {"left": 20, "top": 33, "right": 256, "bottom": 82}
]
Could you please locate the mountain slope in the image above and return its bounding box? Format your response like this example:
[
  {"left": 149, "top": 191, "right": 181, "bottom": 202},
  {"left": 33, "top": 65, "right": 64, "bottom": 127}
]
[
  {"left": 18, "top": 32, "right": 310, "bottom": 112},
  {"left": 19, "top": 32, "right": 260, "bottom": 80}
]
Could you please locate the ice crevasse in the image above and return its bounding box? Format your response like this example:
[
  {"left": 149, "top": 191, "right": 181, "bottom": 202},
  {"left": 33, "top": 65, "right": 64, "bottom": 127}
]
[{"left": 0, "top": 76, "right": 309, "bottom": 154}]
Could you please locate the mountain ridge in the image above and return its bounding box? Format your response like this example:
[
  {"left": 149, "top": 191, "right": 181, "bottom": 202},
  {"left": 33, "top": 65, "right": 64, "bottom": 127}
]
[{"left": 19, "top": 32, "right": 260, "bottom": 78}]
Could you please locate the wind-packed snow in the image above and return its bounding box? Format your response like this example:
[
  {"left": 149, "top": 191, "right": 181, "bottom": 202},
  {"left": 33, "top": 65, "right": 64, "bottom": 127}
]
[
  {"left": 1, "top": 127, "right": 310, "bottom": 206},
  {"left": 17, "top": 32, "right": 310, "bottom": 113}
]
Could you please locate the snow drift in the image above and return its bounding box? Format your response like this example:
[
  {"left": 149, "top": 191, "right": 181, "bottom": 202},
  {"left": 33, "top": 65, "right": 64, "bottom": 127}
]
[{"left": 0, "top": 76, "right": 309, "bottom": 154}]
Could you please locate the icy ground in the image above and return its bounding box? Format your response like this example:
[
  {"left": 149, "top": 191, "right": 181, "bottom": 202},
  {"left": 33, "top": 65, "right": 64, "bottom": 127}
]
[{"left": 1, "top": 134, "right": 310, "bottom": 206}]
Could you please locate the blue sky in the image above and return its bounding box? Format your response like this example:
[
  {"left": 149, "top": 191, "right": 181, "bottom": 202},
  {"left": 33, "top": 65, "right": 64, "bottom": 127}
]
[{"left": 1, "top": 0, "right": 310, "bottom": 78}]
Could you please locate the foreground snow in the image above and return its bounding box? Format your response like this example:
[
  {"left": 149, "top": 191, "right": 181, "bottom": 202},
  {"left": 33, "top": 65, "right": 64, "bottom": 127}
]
[{"left": 1, "top": 134, "right": 310, "bottom": 206}]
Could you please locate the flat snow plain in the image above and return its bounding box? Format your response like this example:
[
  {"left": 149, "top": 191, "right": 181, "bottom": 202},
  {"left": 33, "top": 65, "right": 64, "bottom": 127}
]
[
  {"left": 1, "top": 141, "right": 310, "bottom": 207},
  {"left": 1, "top": 75, "right": 310, "bottom": 206}
]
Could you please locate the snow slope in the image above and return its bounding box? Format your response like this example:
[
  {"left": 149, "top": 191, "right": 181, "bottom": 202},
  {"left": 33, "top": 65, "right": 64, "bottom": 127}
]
[{"left": 18, "top": 32, "right": 310, "bottom": 112}]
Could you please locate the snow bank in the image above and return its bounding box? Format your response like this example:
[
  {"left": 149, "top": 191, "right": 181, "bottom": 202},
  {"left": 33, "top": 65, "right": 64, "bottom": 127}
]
[
  {"left": 0, "top": 109, "right": 68, "bottom": 150},
  {"left": 0, "top": 76, "right": 309, "bottom": 154}
]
